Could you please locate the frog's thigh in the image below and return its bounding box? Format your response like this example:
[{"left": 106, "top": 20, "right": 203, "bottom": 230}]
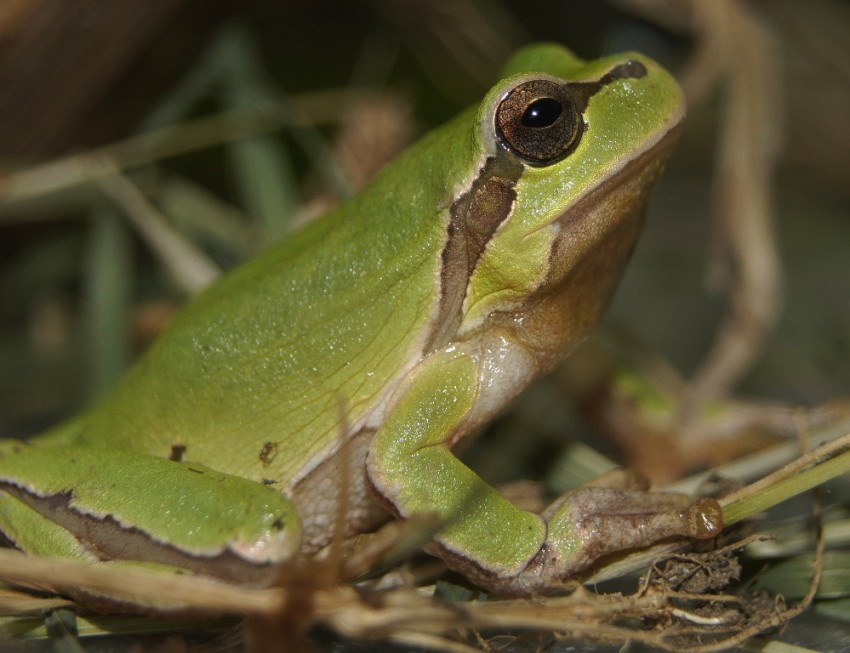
[
  {"left": 0, "top": 445, "right": 302, "bottom": 585},
  {"left": 366, "top": 351, "right": 545, "bottom": 579}
]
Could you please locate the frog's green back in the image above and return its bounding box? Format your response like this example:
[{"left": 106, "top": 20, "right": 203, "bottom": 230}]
[
  {"left": 59, "top": 44, "right": 636, "bottom": 488},
  {"left": 72, "top": 113, "right": 480, "bottom": 484}
]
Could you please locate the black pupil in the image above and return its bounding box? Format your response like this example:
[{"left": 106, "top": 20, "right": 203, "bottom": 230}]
[{"left": 521, "top": 97, "right": 563, "bottom": 128}]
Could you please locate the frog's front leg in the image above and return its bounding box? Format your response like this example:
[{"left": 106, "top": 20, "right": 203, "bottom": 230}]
[{"left": 366, "top": 352, "right": 723, "bottom": 596}]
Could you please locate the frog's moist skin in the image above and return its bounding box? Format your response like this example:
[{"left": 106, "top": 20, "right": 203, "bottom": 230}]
[
  {"left": 292, "top": 57, "right": 684, "bottom": 554},
  {"left": 357, "top": 56, "right": 714, "bottom": 596},
  {"left": 0, "top": 45, "right": 721, "bottom": 601}
]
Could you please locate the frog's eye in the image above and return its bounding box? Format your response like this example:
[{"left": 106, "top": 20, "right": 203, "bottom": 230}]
[{"left": 495, "top": 80, "right": 581, "bottom": 166}]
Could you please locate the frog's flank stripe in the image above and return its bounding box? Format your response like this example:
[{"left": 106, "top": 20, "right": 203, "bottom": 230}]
[{"left": 427, "top": 154, "right": 524, "bottom": 352}]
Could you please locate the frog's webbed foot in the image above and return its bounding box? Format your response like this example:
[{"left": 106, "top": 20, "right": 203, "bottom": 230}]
[{"left": 475, "top": 484, "right": 723, "bottom": 596}]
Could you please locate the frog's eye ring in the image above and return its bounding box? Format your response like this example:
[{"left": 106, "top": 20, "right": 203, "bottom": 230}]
[{"left": 495, "top": 79, "right": 581, "bottom": 166}]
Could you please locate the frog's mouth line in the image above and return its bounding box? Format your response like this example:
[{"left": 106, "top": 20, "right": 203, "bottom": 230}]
[
  {"left": 544, "top": 119, "right": 685, "bottom": 287},
  {"left": 496, "top": 121, "right": 687, "bottom": 378},
  {"left": 549, "top": 116, "right": 685, "bottom": 235}
]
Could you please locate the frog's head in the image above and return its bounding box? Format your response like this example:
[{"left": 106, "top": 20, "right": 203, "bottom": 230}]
[{"left": 436, "top": 44, "right": 684, "bottom": 372}]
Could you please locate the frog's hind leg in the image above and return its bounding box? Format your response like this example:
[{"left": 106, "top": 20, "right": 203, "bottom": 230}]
[{"left": 0, "top": 443, "right": 302, "bottom": 587}]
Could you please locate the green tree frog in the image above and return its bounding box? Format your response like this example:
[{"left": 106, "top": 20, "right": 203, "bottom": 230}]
[{"left": 0, "top": 44, "right": 722, "bottom": 600}]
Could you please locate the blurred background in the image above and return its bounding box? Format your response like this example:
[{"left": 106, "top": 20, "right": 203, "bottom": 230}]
[{"left": 0, "top": 0, "right": 849, "bottom": 649}]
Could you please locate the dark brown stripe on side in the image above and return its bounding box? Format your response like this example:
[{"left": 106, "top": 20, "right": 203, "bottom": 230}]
[{"left": 424, "top": 154, "right": 524, "bottom": 353}]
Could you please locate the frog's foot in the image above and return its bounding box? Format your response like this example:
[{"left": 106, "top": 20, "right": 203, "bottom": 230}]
[{"left": 474, "top": 487, "right": 723, "bottom": 596}]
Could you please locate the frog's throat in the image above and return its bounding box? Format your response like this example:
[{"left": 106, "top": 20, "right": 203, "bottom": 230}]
[{"left": 515, "top": 122, "right": 683, "bottom": 374}]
